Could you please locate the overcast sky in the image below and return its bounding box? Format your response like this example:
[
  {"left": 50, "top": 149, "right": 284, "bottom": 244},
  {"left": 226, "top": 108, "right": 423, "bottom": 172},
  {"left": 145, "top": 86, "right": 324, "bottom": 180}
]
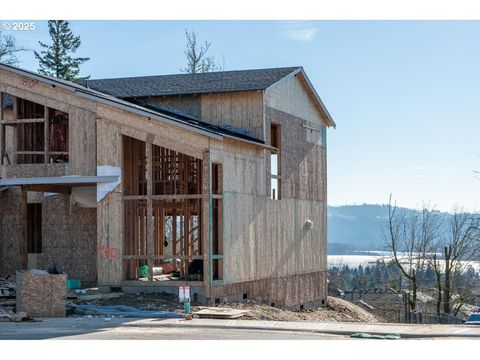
[{"left": 6, "top": 20, "right": 480, "bottom": 211}]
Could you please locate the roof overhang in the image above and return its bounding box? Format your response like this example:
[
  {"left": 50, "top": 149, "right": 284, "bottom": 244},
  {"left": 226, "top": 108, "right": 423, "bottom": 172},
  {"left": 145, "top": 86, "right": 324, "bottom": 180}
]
[
  {"left": 0, "top": 175, "right": 118, "bottom": 187},
  {"left": 0, "top": 64, "right": 269, "bottom": 148}
]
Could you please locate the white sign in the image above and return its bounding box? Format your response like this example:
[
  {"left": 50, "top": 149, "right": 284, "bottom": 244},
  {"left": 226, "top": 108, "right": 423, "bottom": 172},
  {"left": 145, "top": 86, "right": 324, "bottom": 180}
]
[{"left": 179, "top": 285, "right": 190, "bottom": 302}]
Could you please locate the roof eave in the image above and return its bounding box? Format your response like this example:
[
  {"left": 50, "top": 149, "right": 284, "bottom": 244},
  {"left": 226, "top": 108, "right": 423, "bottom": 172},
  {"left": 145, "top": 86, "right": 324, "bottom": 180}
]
[{"left": 299, "top": 71, "right": 336, "bottom": 128}]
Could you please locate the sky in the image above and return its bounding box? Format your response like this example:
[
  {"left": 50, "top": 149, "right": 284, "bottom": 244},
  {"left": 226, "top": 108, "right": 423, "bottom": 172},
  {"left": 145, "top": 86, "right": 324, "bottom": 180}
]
[{"left": 4, "top": 20, "right": 480, "bottom": 211}]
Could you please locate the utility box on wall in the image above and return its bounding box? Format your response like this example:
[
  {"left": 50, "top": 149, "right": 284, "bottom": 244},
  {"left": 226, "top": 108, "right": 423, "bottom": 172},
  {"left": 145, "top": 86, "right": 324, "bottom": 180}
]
[{"left": 16, "top": 270, "right": 67, "bottom": 317}]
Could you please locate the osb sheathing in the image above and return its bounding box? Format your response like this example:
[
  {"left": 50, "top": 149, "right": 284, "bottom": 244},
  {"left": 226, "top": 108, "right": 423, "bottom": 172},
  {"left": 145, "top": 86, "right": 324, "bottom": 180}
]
[
  {"left": 36, "top": 194, "right": 97, "bottom": 281},
  {"left": 0, "top": 190, "right": 97, "bottom": 281},
  {"left": 16, "top": 271, "right": 67, "bottom": 317},
  {"left": 265, "top": 106, "right": 326, "bottom": 202},
  {"left": 0, "top": 187, "right": 25, "bottom": 276},
  {"left": 208, "top": 135, "right": 327, "bottom": 286}
]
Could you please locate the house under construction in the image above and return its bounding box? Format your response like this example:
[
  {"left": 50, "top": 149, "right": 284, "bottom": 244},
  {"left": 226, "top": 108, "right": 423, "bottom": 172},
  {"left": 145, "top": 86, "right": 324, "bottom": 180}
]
[{"left": 0, "top": 64, "right": 335, "bottom": 308}]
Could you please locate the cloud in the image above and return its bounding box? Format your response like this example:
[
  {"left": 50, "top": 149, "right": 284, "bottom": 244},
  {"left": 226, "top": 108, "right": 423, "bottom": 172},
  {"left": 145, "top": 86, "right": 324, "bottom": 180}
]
[{"left": 279, "top": 21, "right": 319, "bottom": 42}]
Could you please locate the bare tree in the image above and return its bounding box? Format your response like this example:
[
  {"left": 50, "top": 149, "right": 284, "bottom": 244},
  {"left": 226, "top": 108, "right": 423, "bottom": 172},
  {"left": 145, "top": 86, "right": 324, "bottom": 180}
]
[
  {"left": 181, "top": 29, "right": 223, "bottom": 74},
  {"left": 0, "top": 33, "right": 27, "bottom": 66},
  {"left": 432, "top": 210, "right": 480, "bottom": 314},
  {"left": 384, "top": 195, "right": 441, "bottom": 311}
]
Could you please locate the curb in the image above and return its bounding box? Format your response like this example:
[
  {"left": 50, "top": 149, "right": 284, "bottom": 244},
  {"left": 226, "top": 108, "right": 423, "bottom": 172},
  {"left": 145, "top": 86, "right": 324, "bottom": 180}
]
[{"left": 122, "top": 321, "right": 480, "bottom": 339}]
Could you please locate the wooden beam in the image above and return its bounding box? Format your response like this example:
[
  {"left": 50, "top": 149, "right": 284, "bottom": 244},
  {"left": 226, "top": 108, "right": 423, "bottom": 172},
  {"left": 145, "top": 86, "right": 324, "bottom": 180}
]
[
  {"left": 12, "top": 95, "right": 17, "bottom": 164},
  {"left": 146, "top": 142, "right": 154, "bottom": 282},
  {"left": 1, "top": 118, "right": 45, "bottom": 124},
  {"left": 20, "top": 187, "right": 28, "bottom": 269},
  {"left": 44, "top": 106, "right": 48, "bottom": 163},
  {"left": 202, "top": 150, "right": 211, "bottom": 301}
]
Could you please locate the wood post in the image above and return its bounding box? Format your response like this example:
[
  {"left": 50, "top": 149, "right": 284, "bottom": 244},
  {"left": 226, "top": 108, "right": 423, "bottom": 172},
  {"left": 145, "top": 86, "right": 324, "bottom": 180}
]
[
  {"left": 20, "top": 186, "right": 28, "bottom": 269},
  {"left": 44, "top": 105, "right": 48, "bottom": 163},
  {"left": 202, "top": 149, "right": 211, "bottom": 301},
  {"left": 11, "top": 96, "right": 17, "bottom": 164},
  {"left": 146, "top": 142, "right": 154, "bottom": 282}
]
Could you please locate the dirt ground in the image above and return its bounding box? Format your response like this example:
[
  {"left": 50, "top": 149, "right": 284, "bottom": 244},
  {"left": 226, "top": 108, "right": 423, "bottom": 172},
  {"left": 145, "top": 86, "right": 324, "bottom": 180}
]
[{"left": 70, "top": 292, "right": 378, "bottom": 322}]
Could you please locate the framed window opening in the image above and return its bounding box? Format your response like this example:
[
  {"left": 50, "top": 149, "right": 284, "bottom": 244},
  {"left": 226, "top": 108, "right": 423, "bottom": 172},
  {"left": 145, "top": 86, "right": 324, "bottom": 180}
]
[
  {"left": 0, "top": 94, "right": 69, "bottom": 165},
  {"left": 270, "top": 123, "right": 281, "bottom": 200}
]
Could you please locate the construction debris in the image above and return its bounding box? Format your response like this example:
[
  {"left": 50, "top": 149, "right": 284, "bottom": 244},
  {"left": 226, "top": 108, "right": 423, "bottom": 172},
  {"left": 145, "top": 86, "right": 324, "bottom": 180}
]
[
  {"left": 75, "top": 292, "right": 124, "bottom": 302},
  {"left": 194, "top": 307, "right": 249, "bottom": 319},
  {"left": 70, "top": 304, "right": 183, "bottom": 319},
  {"left": 16, "top": 270, "right": 67, "bottom": 317},
  {"left": 350, "top": 332, "right": 401, "bottom": 340},
  {"left": 0, "top": 275, "right": 16, "bottom": 298},
  {"left": 73, "top": 293, "right": 378, "bottom": 323},
  {"left": 0, "top": 305, "right": 34, "bottom": 322},
  {"left": 358, "top": 299, "right": 375, "bottom": 310}
]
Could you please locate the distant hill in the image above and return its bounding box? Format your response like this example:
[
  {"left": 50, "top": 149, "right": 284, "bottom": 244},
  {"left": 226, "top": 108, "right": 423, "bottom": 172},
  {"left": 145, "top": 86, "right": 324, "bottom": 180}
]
[{"left": 327, "top": 204, "right": 449, "bottom": 254}]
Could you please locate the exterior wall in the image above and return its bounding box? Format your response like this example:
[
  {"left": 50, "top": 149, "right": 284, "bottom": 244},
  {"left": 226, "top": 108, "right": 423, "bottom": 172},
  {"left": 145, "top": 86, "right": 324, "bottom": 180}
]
[
  {"left": 200, "top": 91, "right": 264, "bottom": 140},
  {"left": 0, "top": 187, "right": 25, "bottom": 275},
  {"left": 0, "top": 70, "right": 98, "bottom": 279},
  {"left": 265, "top": 72, "right": 329, "bottom": 127},
  {"left": 137, "top": 95, "right": 201, "bottom": 118},
  {"left": 210, "top": 136, "right": 327, "bottom": 307},
  {"left": 0, "top": 69, "right": 97, "bottom": 176},
  {"left": 33, "top": 194, "right": 97, "bottom": 282},
  {"left": 210, "top": 271, "right": 327, "bottom": 309},
  {"left": 0, "top": 189, "right": 97, "bottom": 281},
  {"left": 266, "top": 106, "right": 326, "bottom": 201},
  {"left": 144, "top": 91, "right": 265, "bottom": 141},
  {"left": 95, "top": 103, "right": 213, "bottom": 287},
  {"left": 1, "top": 68, "right": 330, "bottom": 308}
]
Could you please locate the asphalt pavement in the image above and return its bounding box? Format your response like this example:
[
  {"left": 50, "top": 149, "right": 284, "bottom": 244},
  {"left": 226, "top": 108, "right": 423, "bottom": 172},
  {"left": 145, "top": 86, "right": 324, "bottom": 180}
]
[{"left": 0, "top": 317, "right": 479, "bottom": 340}]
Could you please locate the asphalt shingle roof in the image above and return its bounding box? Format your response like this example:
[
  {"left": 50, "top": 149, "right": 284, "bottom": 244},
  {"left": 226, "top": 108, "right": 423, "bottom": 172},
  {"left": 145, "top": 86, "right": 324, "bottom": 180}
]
[{"left": 81, "top": 67, "right": 301, "bottom": 98}]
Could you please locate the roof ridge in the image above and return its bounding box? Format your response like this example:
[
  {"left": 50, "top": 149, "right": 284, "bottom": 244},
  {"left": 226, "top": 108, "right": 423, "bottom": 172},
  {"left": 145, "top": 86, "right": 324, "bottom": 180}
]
[{"left": 88, "top": 66, "right": 302, "bottom": 82}]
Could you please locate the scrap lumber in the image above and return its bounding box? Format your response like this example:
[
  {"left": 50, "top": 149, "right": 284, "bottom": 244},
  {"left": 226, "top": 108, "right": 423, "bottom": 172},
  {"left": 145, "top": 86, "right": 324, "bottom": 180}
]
[
  {"left": 358, "top": 299, "right": 375, "bottom": 310},
  {"left": 0, "top": 306, "right": 30, "bottom": 322},
  {"left": 0, "top": 275, "right": 16, "bottom": 298},
  {"left": 194, "top": 307, "right": 249, "bottom": 319},
  {"left": 16, "top": 270, "right": 67, "bottom": 317},
  {"left": 0, "top": 305, "right": 12, "bottom": 321},
  {"left": 71, "top": 304, "right": 183, "bottom": 319},
  {"left": 76, "top": 292, "right": 124, "bottom": 301}
]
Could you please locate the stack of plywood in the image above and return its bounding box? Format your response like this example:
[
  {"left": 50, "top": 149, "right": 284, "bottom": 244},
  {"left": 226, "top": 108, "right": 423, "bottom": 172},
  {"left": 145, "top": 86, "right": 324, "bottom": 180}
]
[{"left": 16, "top": 270, "right": 67, "bottom": 317}]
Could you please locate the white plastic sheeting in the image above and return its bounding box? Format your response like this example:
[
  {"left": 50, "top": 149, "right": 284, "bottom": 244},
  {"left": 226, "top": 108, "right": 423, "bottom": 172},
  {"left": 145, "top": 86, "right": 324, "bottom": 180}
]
[{"left": 96, "top": 165, "right": 121, "bottom": 202}]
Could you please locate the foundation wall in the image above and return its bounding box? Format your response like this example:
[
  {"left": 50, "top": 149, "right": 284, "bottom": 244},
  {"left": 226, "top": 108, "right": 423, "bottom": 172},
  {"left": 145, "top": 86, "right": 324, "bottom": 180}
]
[{"left": 210, "top": 271, "right": 327, "bottom": 308}]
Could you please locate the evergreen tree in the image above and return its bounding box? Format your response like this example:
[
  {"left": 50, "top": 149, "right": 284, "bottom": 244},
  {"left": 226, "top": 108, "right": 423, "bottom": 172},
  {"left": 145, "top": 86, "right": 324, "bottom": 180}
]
[{"left": 34, "top": 20, "right": 89, "bottom": 81}]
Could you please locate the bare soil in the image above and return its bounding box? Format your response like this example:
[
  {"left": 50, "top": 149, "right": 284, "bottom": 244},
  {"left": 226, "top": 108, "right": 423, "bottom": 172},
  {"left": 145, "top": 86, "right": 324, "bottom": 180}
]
[{"left": 71, "top": 292, "right": 378, "bottom": 322}]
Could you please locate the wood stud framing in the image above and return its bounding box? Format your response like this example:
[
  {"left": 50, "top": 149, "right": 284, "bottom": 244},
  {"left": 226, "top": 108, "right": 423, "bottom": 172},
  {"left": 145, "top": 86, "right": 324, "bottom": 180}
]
[
  {"left": 0, "top": 94, "right": 69, "bottom": 165},
  {"left": 122, "top": 135, "right": 207, "bottom": 282}
]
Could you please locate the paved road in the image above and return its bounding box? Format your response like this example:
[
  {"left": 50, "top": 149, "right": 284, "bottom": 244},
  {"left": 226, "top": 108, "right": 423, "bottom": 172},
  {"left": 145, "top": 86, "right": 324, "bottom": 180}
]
[
  {"left": 1, "top": 317, "right": 479, "bottom": 340},
  {"left": 0, "top": 318, "right": 346, "bottom": 340}
]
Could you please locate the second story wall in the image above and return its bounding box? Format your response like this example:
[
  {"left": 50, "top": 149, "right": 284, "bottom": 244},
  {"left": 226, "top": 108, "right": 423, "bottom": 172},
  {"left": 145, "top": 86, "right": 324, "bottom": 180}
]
[
  {"left": 200, "top": 91, "right": 264, "bottom": 140},
  {"left": 136, "top": 94, "right": 201, "bottom": 118},
  {"left": 265, "top": 72, "right": 329, "bottom": 128},
  {"left": 143, "top": 90, "right": 265, "bottom": 141},
  {"left": 0, "top": 69, "right": 97, "bottom": 177}
]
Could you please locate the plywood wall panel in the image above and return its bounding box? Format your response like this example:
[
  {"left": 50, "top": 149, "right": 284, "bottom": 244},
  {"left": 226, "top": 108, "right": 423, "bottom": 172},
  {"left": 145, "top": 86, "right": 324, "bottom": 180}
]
[
  {"left": 200, "top": 91, "right": 264, "bottom": 140},
  {"left": 265, "top": 73, "right": 328, "bottom": 127},
  {"left": 69, "top": 107, "right": 96, "bottom": 175}
]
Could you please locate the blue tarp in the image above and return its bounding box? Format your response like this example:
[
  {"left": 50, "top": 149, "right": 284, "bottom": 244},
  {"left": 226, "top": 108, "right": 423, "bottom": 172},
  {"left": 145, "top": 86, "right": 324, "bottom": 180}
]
[{"left": 72, "top": 304, "right": 183, "bottom": 319}]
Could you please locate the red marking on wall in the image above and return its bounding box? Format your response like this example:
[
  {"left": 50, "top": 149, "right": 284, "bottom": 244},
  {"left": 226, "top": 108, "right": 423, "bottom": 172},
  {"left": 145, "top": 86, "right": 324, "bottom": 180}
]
[
  {"left": 19, "top": 76, "right": 39, "bottom": 88},
  {"left": 99, "top": 244, "right": 119, "bottom": 259}
]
